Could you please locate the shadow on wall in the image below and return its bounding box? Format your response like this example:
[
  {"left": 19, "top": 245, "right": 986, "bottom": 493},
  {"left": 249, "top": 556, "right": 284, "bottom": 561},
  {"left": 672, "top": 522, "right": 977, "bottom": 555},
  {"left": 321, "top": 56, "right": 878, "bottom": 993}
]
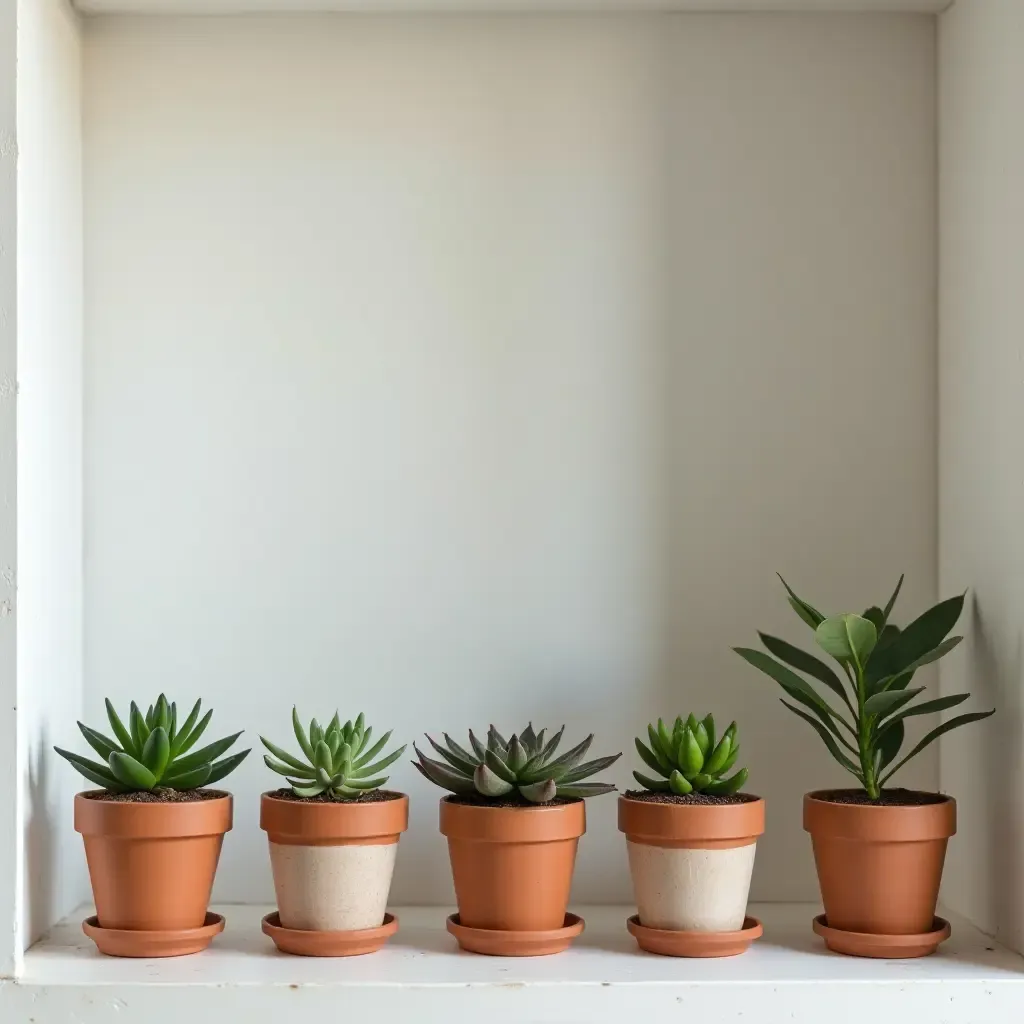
[
  {"left": 972, "top": 599, "right": 1023, "bottom": 946},
  {"left": 24, "top": 724, "right": 57, "bottom": 943}
]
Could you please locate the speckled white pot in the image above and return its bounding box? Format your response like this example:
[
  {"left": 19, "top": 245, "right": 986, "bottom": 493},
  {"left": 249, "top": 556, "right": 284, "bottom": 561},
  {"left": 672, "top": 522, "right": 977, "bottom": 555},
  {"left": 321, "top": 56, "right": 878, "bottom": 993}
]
[
  {"left": 627, "top": 840, "right": 756, "bottom": 932},
  {"left": 270, "top": 841, "right": 398, "bottom": 932}
]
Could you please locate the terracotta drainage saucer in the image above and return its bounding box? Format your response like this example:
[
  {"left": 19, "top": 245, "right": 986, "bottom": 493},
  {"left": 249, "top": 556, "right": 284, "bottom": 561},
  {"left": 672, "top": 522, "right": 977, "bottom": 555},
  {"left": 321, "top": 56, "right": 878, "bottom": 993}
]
[
  {"left": 83, "top": 912, "right": 225, "bottom": 958},
  {"left": 446, "top": 913, "right": 584, "bottom": 956},
  {"left": 262, "top": 912, "right": 399, "bottom": 956},
  {"left": 627, "top": 915, "right": 762, "bottom": 957},
  {"left": 812, "top": 914, "right": 951, "bottom": 959}
]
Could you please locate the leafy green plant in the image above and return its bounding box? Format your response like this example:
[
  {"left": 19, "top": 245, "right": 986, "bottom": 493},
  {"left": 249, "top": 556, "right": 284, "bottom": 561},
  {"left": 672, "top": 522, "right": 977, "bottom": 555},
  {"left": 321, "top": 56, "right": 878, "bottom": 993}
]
[
  {"left": 735, "top": 575, "right": 994, "bottom": 799},
  {"left": 54, "top": 695, "right": 250, "bottom": 792},
  {"left": 262, "top": 709, "right": 406, "bottom": 799},
  {"left": 633, "top": 714, "right": 747, "bottom": 796},
  {"left": 413, "top": 724, "right": 620, "bottom": 803}
]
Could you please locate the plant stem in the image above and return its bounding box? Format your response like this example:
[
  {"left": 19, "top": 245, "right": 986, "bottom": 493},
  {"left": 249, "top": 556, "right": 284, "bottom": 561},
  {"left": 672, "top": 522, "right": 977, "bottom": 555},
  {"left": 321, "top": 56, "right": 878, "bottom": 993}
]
[{"left": 855, "top": 666, "right": 880, "bottom": 799}]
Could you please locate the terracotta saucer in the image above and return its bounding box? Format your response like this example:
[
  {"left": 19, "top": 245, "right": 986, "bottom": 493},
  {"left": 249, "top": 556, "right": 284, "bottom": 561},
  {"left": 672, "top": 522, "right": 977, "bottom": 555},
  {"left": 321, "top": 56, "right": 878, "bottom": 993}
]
[
  {"left": 812, "top": 914, "right": 951, "bottom": 958},
  {"left": 626, "top": 914, "right": 762, "bottom": 957},
  {"left": 262, "top": 911, "right": 399, "bottom": 956},
  {"left": 446, "top": 913, "right": 584, "bottom": 956},
  {"left": 83, "top": 912, "right": 225, "bottom": 958}
]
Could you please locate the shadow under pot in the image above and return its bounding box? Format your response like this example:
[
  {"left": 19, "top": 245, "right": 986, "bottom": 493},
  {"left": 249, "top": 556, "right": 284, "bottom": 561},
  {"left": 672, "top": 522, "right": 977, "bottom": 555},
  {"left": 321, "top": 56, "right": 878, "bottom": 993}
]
[
  {"left": 260, "top": 791, "right": 409, "bottom": 956},
  {"left": 74, "top": 790, "right": 232, "bottom": 957},
  {"left": 804, "top": 790, "right": 956, "bottom": 958},
  {"left": 440, "top": 797, "right": 586, "bottom": 956},
  {"left": 618, "top": 793, "right": 765, "bottom": 957}
]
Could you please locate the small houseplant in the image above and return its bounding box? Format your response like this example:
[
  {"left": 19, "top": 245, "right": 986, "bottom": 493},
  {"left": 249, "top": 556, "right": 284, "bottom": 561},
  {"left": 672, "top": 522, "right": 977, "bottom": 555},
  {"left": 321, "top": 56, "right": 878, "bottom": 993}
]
[
  {"left": 735, "top": 575, "right": 994, "bottom": 957},
  {"left": 54, "top": 695, "right": 249, "bottom": 957},
  {"left": 414, "top": 724, "right": 619, "bottom": 956},
  {"left": 619, "top": 715, "right": 764, "bottom": 957},
  {"left": 259, "top": 709, "right": 408, "bottom": 956}
]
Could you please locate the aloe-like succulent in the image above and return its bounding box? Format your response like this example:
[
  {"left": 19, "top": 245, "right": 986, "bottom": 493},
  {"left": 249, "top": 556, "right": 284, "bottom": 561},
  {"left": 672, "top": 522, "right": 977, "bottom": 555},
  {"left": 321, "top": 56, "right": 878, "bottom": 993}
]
[
  {"left": 413, "top": 724, "right": 620, "bottom": 803},
  {"left": 735, "top": 574, "right": 995, "bottom": 800},
  {"left": 634, "top": 714, "right": 747, "bottom": 796},
  {"left": 54, "top": 695, "right": 250, "bottom": 792},
  {"left": 262, "top": 709, "right": 406, "bottom": 799}
]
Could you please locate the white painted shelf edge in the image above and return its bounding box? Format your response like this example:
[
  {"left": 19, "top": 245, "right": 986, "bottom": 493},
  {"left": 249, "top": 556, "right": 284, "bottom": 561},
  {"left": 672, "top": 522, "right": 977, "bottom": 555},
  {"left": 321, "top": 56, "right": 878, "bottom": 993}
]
[{"left": 2, "top": 903, "right": 1021, "bottom": 1022}]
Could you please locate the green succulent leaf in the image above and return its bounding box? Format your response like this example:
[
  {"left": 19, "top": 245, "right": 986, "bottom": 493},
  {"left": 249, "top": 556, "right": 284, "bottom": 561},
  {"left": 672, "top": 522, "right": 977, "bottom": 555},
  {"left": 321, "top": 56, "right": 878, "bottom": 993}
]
[
  {"left": 668, "top": 770, "right": 692, "bottom": 795},
  {"left": 778, "top": 574, "right": 825, "bottom": 628},
  {"left": 141, "top": 726, "right": 171, "bottom": 779},
  {"left": 519, "top": 779, "right": 557, "bottom": 803},
  {"left": 474, "top": 762, "right": 514, "bottom": 797},
  {"left": 815, "top": 614, "right": 877, "bottom": 672},
  {"left": 109, "top": 751, "right": 157, "bottom": 790},
  {"left": 633, "top": 771, "right": 670, "bottom": 791},
  {"left": 105, "top": 698, "right": 137, "bottom": 758},
  {"left": 77, "top": 722, "right": 119, "bottom": 762},
  {"left": 635, "top": 737, "right": 668, "bottom": 777}
]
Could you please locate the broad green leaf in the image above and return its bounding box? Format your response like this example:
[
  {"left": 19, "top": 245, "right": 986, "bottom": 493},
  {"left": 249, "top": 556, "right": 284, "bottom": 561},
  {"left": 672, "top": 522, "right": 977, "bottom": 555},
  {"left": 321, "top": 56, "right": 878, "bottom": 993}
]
[
  {"left": 778, "top": 575, "right": 825, "bottom": 628},
  {"left": 681, "top": 729, "right": 704, "bottom": 776},
  {"left": 487, "top": 725, "right": 509, "bottom": 753},
  {"left": 758, "top": 632, "right": 852, "bottom": 709},
  {"left": 880, "top": 708, "right": 995, "bottom": 785},
  {"left": 519, "top": 779, "right": 557, "bottom": 803},
  {"left": 474, "top": 763, "right": 514, "bottom": 796},
  {"left": 668, "top": 770, "right": 692, "bottom": 795},
  {"left": 863, "top": 606, "right": 885, "bottom": 631},
  {"left": 484, "top": 748, "right": 517, "bottom": 783},
  {"left": 815, "top": 614, "right": 877, "bottom": 671},
  {"left": 866, "top": 593, "right": 965, "bottom": 687},
  {"left": 702, "top": 714, "right": 716, "bottom": 754},
  {"left": 109, "top": 751, "right": 157, "bottom": 790},
  {"left": 734, "top": 647, "right": 847, "bottom": 724}
]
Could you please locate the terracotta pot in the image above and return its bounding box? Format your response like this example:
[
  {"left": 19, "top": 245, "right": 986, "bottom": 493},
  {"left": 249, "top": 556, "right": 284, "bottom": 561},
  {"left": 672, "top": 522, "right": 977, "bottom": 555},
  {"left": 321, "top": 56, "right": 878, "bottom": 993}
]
[
  {"left": 74, "top": 791, "right": 232, "bottom": 933},
  {"left": 261, "top": 792, "right": 408, "bottom": 933},
  {"left": 804, "top": 790, "right": 956, "bottom": 935},
  {"left": 439, "top": 798, "right": 585, "bottom": 932},
  {"left": 618, "top": 795, "right": 765, "bottom": 933}
]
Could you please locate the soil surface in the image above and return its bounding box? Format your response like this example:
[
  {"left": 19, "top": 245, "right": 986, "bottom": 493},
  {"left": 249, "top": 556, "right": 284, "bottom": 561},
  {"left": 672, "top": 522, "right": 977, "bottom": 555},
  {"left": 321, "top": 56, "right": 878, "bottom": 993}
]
[
  {"left": 444, "top": 793, "right": 583, "bottom": 808},
  {"left": 84, "top": 788, "right": 229, "bottom": 803},
  {"left": 813, "top": 788, "right": 949, "bottom": 807},
  {"left": 623, "top": 789, "right": 759, "bottom": 806},
  {"left": 268, "top": 788, "right": 405, "bottom": 804}
]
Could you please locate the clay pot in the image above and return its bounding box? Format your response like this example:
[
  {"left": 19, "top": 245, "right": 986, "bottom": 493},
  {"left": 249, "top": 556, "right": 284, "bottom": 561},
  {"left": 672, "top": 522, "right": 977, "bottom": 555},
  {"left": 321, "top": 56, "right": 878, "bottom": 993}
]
[
  {"left": 618, "top": 795, "right": 764, "bottom": 954},
  {"left": 804, "top": 790, "right": 956, "bottom": 937},
  {"left": 74, "top": 791, "right": 232, "bottom": 941},
  {"left": 439, "top": 798, "right": 585, "bottom": 933},
  {"left": 260, "top": 792, "right": 408, "bottom": 935}
]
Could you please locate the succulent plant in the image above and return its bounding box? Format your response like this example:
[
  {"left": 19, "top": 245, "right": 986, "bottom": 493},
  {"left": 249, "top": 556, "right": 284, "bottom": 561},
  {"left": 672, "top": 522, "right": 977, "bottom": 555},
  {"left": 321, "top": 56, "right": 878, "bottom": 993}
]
[
  {"left": 633, "top": 714, "right": 747, "bottom": 796},
  {"left": 413, "top": 724, "right": 620, "bottom": 803},
  {"left": 735, "top": 574, "right": 995, "bottom": 800},
  {"left": 54, "top": 695, "right": 250, "bottom": 792},
  {"left": 262, "top": 708, "right": 406, "bottom": 799}
]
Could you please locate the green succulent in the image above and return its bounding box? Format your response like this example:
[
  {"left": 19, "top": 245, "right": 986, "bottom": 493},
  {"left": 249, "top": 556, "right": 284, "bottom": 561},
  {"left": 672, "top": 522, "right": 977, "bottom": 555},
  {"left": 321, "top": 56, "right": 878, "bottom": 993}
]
[
  {"left": 633, "top": 714, "right": 747, "bottom": 796},
  {"left": 735, "top": 574, "right": 995, "bottom": 800},
  {"left": 262, "top": 708, "right": 406, "bottom": 799},
  {"left": 413, "top": 724, "right": 620, "bottom": 803},
  {"left": 54, "top": 695, "right": 250, "bottom": 792}
]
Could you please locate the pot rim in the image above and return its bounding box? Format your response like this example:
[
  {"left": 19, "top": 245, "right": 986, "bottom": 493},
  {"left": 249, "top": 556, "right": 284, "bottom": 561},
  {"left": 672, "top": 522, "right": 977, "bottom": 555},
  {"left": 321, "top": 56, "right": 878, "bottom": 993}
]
[
  {"left": 260, "top": 791, "right": 409, "bottom": 845},
  {"left": 74, "top": 790, "right": 233, "bottom": 838},
  {"left": 439, "top": 796, "right": 586, "bottom": 843},
  {"left": 803, "top": 790, "right": 956, "bottom": 841},
  {"left": 617, "top": 793, "right": 764, "bottom": 847}
]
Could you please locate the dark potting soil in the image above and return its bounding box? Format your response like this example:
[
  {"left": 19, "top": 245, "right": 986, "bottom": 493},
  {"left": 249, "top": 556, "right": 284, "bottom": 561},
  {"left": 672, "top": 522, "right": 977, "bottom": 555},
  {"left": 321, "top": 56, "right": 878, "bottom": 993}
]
[
  {"left": 268, "top": 788, "right": 405, "bottom": 804},
  {"left": 84, "top": 788, "right": 229, "bottom": 803},
  {"left": 813, "top": 788, "right": 949, "bottom": 807},
  {"left": 623, "top": 789, "right": 759, "bottom": 807},
  {"left": 443, "top": 793, "right": 583, "bottom": 809}
]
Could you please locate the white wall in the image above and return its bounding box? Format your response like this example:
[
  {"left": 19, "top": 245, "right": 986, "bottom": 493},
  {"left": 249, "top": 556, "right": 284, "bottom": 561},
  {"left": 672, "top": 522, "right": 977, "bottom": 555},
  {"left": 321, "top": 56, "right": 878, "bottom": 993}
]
[
  {"left": 16, "top": 0, "right": 86, "bottom": 953},
  {"left": 83, "top": 12, "right": 936, "bottom": 904},
  {"left": 938, "top": 0, "right": 1024, "bottom": 954}
]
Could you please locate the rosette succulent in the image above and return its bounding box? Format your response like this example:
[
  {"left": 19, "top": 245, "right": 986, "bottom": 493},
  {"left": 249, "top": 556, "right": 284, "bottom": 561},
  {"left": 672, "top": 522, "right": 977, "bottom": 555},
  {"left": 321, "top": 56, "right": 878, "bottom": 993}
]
[
  {"left": 54, "top": 695, "right": 250, "bottom": 792},
  {"left": 735, "top": 574, "right": 995, "bottom": 800},
  {"left": 262, "top": 709, "right": 406, "bottom": 799},
  {"left": 413, "top": 724, "right": 620, "bottom": 803},
  {"left": 633, "top": 714, "right": 747, "bottom": 795}
]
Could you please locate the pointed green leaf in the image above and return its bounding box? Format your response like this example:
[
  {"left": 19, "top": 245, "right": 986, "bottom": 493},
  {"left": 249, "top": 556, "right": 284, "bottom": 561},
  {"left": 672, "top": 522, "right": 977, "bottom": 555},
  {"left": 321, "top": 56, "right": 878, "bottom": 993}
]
[
  {"left": 633, "top": 770, "right": 670, "bottom": 791},
  {"left": 877, "top": 692, "right": 971, "bottom": 732},
  {"left": 484, "top": 748, "right": 517, "bottom": 783},
  {"left": 170, "top": 699, "right": 202, "bottom": 757},
  {"left": 78, "top": 722, "right": 119, "bottom": 762},
  {"left": 129, "top": 702, "right": 150, "bottom": 750},
  {"left": 141, "top": 726, "right": 170, "bottom": 779},
  {"left": 54, "top": 747, "right": 125, "bottom": 790},
  {"left": 635, "top": 737, "right": 669, "bottom": 777},
  {"left": 105, "top": 699, "right": 137, "bottom": 757},
  {"left": 507, "top": 735, "right": 528, "bottom": 772},
  {"left": 172, "top": 731, "right": 243, "bottom": 775},
  {"left": 560, "top": 753, "right": 621, "bottom": 784},
  {"left": 758, "top": 632, "right": 852, "bottom": 709},
  {"left": 109, "top": 751, "right": 157, "bottom": 790},
  {"left": 864, "top": 687, "right": 925, "bottom": 719},
  {"left": 734, "top": 647, "right": 847, "bottom": 724},
  {"left": 468, "top": 729, "right": 487, "bottom": 760},
  {"left": 882, "top": 574, "right": 905, "bottom": 623},
  {"left": 264, "top": 753, "right": 315, "bottom": 778},
  {"left": 704, "top": 768, "right": 749, "bottom": 795},
  {"left": 175, "top": 709, "right": 213, "bottom": 758},
  {"left": 352, "top": 745, "right": 406, "bottom": 778},
  {"left": 260, "top": 736, "right": 312, "bottom": 773},
  {"left": 474, "top": 763, "right": 514, "bottom": 797},
  {"left": 867, "top": 593, "right": 965, "bottom": 686},
  {"left": 556, "top": 782, "right": 616, "bottom": 798},
  {"left": 412, "top": 748, "right": 475, "bottom": 794},
  {"left": 668, "top": 770, "right": 692, "bottom": 795},
  {"left": 681, "top": 729, "right": 703, "bottom": 776},
  {"left": 880, "top": 709, "right": 995, "bottom": 785},
  {"left": 780, "top": 701, "right": 862, "bottom": 777},
  {"left": 704, "top": 735, "right": 732, "bottom": 776},
  {"left": 519, "top": 779, "right": 557, "bottom": 803},
  {"left": 425, "top": 734, "right": 476, "bottom": 775},
  {"left": 162, "top": 764, "right": 214, "bottom": 790},
  {"left": 778, "top": 574, "right": 826, "bottom": 627},
  {"left": 354, "top": 729, "right": 393, "bottom": 769}
]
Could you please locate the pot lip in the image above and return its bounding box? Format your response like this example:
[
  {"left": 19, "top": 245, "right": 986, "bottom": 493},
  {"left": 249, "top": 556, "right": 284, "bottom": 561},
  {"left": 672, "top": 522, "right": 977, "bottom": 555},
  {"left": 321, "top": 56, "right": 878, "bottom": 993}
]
[
  {"left": 440, "top": 794, "right": 584, "bottom": 809},
  {"left": 617, "top": 792, "right": 765, "bottom": 843},
  {"left": 260, "top": 790, "right": 409, "bottom": 842},
  {"left": 439, "top": 794, "right": 587, "bottom": 842},
  {"left": 74, "top": 789, "right": 234, "bottom": 838},
  {"left": 803, "top": 789, "right": 956, "bottom": 841},
  {"left": 805, "top": 788, "right": 954, "bottom": 808}
]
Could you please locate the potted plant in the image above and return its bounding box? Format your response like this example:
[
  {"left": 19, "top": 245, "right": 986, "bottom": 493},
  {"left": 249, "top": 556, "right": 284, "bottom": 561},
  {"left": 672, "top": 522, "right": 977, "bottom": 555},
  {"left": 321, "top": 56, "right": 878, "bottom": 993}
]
[
  {"left": 735, "top": 575, "right": 994, "bottom": 958},
  {"left": 619, "top": 714, "right": 764, "bottom": 957},
  {"left": 259, "top": 709, "right": 408, "bottom": 956},
  {"left": 413, "top": 725, "right": 620, "bottom": 956},
  {"left": 54, "top": 695, "right": 250, "bottom": 957}
]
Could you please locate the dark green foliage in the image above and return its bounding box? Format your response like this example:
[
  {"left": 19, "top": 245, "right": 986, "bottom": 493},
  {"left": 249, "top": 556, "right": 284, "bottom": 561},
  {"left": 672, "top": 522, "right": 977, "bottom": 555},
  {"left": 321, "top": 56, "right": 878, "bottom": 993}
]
[{"left": 633, "top": 714, "right": 747, "bottom": 795}]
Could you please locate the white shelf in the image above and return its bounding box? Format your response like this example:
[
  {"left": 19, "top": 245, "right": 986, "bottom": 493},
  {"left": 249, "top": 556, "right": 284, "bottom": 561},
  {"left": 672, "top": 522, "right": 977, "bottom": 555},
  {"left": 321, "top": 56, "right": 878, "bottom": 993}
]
[{"left": 2, "top": 903, "right": 1021, "bottom": 1022}]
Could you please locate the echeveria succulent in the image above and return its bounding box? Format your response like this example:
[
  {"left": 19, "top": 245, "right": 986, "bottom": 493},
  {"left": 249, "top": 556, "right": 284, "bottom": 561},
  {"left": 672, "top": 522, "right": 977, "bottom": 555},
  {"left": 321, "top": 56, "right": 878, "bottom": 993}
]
[
  {"left": 735, "top": 574, "right": 995, "bottom": 800},
  {"left": 262, "top": 709, "right": 406, "bottom": 799},
  {"left": 413, "top": 724, "right": 620, "bottom": 803},
  {"left": 634, "top": 714, "right": 747, "bottom": 795},
  {"left": 55, "top": 695, "right": 250, "bottom": 792}
]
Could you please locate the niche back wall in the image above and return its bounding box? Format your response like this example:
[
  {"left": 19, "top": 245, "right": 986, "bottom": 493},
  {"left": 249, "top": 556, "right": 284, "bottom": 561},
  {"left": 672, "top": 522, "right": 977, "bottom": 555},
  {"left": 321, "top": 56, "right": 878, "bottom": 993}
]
[{"left": 83, "top": 12, "right": 936, "bottom": 903}]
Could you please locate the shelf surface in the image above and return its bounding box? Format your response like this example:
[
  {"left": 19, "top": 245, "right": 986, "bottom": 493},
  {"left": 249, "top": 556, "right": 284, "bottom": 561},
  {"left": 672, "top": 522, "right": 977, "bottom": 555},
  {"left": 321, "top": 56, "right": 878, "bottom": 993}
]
[{"left": 2, "top": 903, "right": 1021, "bottom": 1021}]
